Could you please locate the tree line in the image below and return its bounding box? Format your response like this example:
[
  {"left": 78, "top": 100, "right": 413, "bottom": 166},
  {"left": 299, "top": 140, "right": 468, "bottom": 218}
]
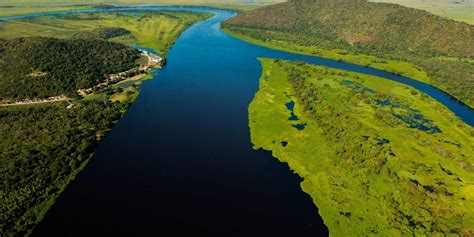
[
  {"left": 0, "top": 37, "right": 141, "bottom": 101},
  {"left": 224, "top": 0, "right": 474, "bottom": 107}
]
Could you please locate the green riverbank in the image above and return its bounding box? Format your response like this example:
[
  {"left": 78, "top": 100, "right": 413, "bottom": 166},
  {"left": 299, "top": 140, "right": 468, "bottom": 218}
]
[
  {"left": 249, "top": 58, "right": 474, "bottom": 236},
  {"left": 0, "top": 11, "right": 210, "bottom": 236}
]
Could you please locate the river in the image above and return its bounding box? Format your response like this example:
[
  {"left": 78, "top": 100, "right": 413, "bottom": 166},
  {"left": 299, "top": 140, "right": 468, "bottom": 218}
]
[{"left": 1, "top": 6, "right": 472, "bottom": 236}]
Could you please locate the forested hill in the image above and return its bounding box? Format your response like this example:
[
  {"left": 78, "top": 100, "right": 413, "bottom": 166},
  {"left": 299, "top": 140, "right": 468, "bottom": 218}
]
[
  {"left": 0, "top": 37, "right": 140, "bottom": 100},
  {"left": 224, "top": 0, "right": 474, "bottom": 107}
]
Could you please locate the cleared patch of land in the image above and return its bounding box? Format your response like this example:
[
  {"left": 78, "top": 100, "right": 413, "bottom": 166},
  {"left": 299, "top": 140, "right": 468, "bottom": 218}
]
[{"left": 250, "top": 58, "right": 474, "bottom": 236}]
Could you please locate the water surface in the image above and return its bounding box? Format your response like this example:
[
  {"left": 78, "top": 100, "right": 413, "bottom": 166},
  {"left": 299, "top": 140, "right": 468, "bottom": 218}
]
[
  {"left": 1, "top": 6, "right": 471, "bottom": 236},
  {"left": 32, "top": 8, "right": 328, "bottom": 236}
]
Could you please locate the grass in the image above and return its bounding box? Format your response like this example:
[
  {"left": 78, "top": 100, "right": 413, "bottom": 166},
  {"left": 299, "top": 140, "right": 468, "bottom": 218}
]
[
  {"left": 3, "top": 0, "right": 282, "bottom": 5},
  {"left": 0, "top": 1, "right": 280, "bottom": 18},
  {"left": 0, "top": 10, "right": 207, "bottom": 236},
  {"left": 0, "top": 100, "right": 69, "bottom": 111},
  {"left": 92, "top": 73, "right": 154, "bottom": 103},
  {"left": 0, "top": 10, "right": 207, "bottom": 105},
  {"left": 223, "top": 28, "right": 431, "bottom": 84},
  {"left": 222, "top": 27, "right": 474, "bottom": 108},
  {"left": 0, "top": 11, "right": 211, "bottom": 56},
  {"left": 0, "top": 10, "right": 210, "bottom": 104},
  {"left": 249, "top": 58, "right": 474, "bottom": 236},
  {"left": 369, "top": 0, "right": 474, "bottom": 25},
  {"left": 195, "top": 2, "right": 279, "bottom": 12},
  {"left": 0, "top": 3, "right": 92, "bottom": 18}
]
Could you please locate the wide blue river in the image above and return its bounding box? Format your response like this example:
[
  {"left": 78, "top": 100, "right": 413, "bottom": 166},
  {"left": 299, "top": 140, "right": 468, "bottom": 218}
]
[{"left": 2, "top": 6, "right": 472, "bottom": 236}]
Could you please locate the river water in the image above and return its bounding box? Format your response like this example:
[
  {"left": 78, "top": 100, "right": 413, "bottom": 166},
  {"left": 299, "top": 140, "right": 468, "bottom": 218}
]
[{"left": 2, "top": 6, "right": 472, "bottom": 236}]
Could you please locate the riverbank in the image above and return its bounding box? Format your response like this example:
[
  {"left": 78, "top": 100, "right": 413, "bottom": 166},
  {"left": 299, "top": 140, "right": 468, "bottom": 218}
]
[
  {"left": 78, "top": 49, "right": 161, "bottom": 97},
  {"left": 249, "top": 58, "right": 474, "bottom": 235},
  {"left": 2, "top": 5, "right": 472, "bottom": 236},
  {"left": 0, "top": 10, "right": 210, "bottom": 236},
  {"left": 222, "top": 28, "right": 474, "bottom": 110},
  {"left": 0, "top": 96, "right": 69, "bottom": 107},
  {"left": 0, "top": 49, "right": 160, "bottom": 108},
  {"left": 222, "top": 28, "right": 429, "bottom": 83},
  {"left": 0, "top": 59, "right": 157, "bottom": 236},
  {"left": 29, "top": 8, "right": 330, "bottom": 237},
  {"left": 222, "top": 1, "right": 474, "bottom": 109}
]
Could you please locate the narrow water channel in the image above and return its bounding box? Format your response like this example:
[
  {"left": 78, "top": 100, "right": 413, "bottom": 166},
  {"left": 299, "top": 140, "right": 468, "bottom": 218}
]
[{"left": 2, "top": 6, "right": 471, "bottom": 236}]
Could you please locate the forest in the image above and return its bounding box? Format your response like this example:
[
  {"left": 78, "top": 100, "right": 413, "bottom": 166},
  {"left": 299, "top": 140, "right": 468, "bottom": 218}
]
[
  {"left": 0, "top": 37, "right": 140, "bottom": 101},
  {"left": 249, "top": 58, "right": 474, "bottom": 236},
  {"left": 74, "top": 27, "right": 132, "bottom": 40},
  {"left": 224, "top": 0, "right": 474, "bottom": 107},
  {"left": 0, "top": 35, "right": 143, "bottom": 235},
  {"left": 0, "top": 11, "right": 212, "bottom": 236},
  {"left": 0, "top": 101, "right": 129, "bottom": 236}
]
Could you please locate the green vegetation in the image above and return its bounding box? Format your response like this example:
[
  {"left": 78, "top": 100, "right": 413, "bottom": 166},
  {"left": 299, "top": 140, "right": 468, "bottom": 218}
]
[
  {"left": 0, "top": 3, "right": 91, "bottom": 18},
  {"left": 74, "top": 27, "right": 131, "bottom": 39},
  {"left": 0, "top": 101, "right": 128, "bottom": 236},
  {"left": 0, "top": 10, "right": 209, "bottom": 236},
  {"left": 0, "top": 37, "right": 140, "bottom": 100},
  {"left": 197, "top": 2, "right": 281, "bottom": 12},
  {"left": 223, "top": 0, "right": 474, "bottom": 108},
  {"left": 0, "top": 36, "right": 143, "bottom": 237},
  {"left": 3, "top": 0, "right": 281, "bottom": 5},
  {"left": 0, "top": 1, "right": 280, "bottom": 18},
  {"left": 370, "top": 0, "right": 474, "bottom": 25},
  {"left": 0, "top": 11, "right": 211, "bottom": 56},
  {"left": 250, "top": 58, "right": 474, "bottom": 236}
]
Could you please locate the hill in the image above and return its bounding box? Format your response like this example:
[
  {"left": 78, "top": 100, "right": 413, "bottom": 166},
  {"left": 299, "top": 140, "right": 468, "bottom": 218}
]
[
  {"left": 223, "top": 0, "right": 474, "bottom": 107},
  {"left": 0, "top": 37, "right": 140, "bottom": 100}
]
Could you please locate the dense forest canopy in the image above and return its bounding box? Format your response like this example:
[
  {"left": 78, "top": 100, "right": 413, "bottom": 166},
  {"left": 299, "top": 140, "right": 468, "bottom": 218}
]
[
  {"left": 0, "top": 37, "right": 140, "bottom": 100},
  {"left": 227, "top": 0, "right": 474, "bottom": 57},
  {"left": 74, "top": 27, "right": 131, "bottom": 40},
  {"left": 0, "top": 101, "right": 128, "bottom": 236},
  {"left": 224, "top": 0, "right": 474, "bottom": 107}
]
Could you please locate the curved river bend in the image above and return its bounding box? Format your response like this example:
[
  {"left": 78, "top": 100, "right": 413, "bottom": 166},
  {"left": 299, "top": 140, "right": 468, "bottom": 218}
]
[{"left": 2, "top": 6, "right": 471, "bottom": 236}]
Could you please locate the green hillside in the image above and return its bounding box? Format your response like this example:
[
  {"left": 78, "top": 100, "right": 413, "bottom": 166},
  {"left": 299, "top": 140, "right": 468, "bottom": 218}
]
[
  {"left": 223, "top": 0, "right": 474, "bottom": 107},
  {"left": 0, "top": 37, "right": 140, "bottom": 100}
]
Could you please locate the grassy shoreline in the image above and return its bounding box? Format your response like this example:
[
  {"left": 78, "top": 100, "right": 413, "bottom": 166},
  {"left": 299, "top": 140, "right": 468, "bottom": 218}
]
[
  {"left": 222, "top": 27, "right": 474, "bottom": 110},
  {"left": 0, "top": 11, "right": 211, "bottom": 236},
  {"left": 250, "top": 58, "right": 474, "bottom": 235},
  {"left": 222, "top": 28, "right": 430, "bottom": 83}
]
